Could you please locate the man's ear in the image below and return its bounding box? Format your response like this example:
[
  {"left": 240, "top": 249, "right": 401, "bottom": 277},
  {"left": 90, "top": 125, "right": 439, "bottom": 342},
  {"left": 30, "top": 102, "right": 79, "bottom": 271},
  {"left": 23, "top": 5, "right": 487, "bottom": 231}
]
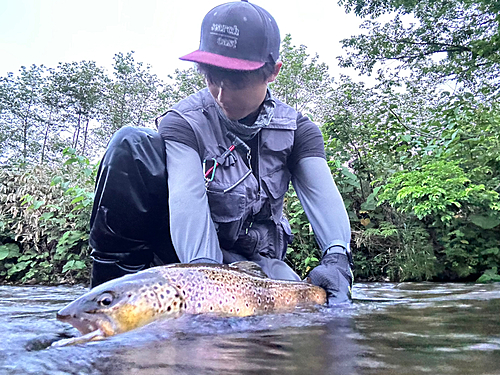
[{"left": 267, "top": 62, "right": 282, "bottom": 83}]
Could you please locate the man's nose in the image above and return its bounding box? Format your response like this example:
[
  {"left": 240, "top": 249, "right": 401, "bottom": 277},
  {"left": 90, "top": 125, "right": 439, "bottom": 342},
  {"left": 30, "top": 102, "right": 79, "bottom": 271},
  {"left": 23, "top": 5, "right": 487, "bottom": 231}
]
[{"left": 216, "top": 85, "right": 226, "bottom": 103}]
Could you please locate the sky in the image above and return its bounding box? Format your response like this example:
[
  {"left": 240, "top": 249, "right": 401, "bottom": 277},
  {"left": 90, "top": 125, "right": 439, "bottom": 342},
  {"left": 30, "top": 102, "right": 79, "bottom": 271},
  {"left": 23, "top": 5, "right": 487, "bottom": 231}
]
[{"left": 0, "top": 0, "right": 365, "bottom": 81}]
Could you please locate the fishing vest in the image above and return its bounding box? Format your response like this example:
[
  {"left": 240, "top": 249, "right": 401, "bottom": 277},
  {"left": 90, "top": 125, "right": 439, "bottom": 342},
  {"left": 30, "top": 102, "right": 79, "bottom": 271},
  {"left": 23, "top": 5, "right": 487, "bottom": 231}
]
[{"left": 168, "top": 88, "right": 297, "bottom": 261}]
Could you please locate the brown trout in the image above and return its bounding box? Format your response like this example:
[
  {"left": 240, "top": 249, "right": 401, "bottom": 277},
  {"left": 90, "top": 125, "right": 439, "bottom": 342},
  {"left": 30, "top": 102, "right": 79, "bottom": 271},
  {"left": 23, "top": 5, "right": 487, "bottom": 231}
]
[{"left": 52, "top": 262, "right": 326, "bottom": 347}]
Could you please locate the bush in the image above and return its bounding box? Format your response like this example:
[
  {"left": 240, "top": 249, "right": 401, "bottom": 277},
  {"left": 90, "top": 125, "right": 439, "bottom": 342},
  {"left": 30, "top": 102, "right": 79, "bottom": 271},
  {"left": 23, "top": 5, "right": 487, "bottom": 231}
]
[{"left": 0, "top": 148, "right": 97, "bottom": 284}]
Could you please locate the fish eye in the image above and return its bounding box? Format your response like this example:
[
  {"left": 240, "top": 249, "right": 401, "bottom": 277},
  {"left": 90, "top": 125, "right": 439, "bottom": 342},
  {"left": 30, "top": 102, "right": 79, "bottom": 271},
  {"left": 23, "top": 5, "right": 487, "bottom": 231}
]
[{"left": 97, "top": 292, "right": 114, "bottom": 307}]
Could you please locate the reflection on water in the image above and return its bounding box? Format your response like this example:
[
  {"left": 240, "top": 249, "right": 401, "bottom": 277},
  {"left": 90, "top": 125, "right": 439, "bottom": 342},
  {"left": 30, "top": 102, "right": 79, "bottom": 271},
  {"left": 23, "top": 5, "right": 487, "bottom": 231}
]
[{"left": 0, "top": 282, "right": 499, "bottom": 375}]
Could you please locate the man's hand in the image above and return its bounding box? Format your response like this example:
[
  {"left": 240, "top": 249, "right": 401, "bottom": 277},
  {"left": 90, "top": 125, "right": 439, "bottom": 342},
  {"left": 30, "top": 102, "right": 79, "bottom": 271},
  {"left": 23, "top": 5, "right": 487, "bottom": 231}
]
[{"left": 308, "top": 252, "right": 353, "bottom": 305}]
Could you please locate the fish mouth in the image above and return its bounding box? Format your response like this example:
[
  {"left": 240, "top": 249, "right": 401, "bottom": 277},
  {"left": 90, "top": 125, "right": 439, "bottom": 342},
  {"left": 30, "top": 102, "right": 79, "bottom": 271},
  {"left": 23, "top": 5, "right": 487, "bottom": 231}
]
[{"left": 56, "top": 311, "right": 102, "bottom": 335}]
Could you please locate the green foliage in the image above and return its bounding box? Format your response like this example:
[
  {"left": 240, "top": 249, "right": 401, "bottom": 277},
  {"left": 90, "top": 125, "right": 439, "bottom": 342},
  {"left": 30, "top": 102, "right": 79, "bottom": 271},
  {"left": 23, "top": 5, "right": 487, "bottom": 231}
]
[
  {"left": 354, "top": 221, "right": 438, "bottom": 281},
  {"left": 477, "top": 267, "right": 500, "bottom": 283},
  {"left": 270, "top": 34, "right": 334, "bottom": 115},
  {"left": 378, "top": 160, "right": 499, "bottom": 222},
  {"left": 163, "top": 67, "right": 206, "bottom": 108},
  {"left": 0, "top": 148, "right": 97, "bottom": 284},
  {"left": 338, "top": 0, "right": 500, "bottom": 90},
  {"left": 1, "top": 11, "right": 499, "bottom": 284},
  {"left": 98, "top": 52, "right": 165, "bottom": 144},
  {"left": 284, "top": 189, "right": 321, "bottom": 278}
]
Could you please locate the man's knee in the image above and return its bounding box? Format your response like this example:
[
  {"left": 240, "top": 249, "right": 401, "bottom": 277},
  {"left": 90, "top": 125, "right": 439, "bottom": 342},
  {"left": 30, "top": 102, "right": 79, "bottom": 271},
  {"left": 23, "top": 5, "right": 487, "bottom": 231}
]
[{"left": 108, "top": 126, "right": 163, "bottom": 151}]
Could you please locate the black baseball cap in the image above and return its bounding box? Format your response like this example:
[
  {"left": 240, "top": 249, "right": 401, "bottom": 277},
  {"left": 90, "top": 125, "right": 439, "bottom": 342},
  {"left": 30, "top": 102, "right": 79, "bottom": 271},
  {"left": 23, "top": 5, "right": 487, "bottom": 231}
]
[{"left": 180, "top": 1, "right": 280, "bottom": 71}]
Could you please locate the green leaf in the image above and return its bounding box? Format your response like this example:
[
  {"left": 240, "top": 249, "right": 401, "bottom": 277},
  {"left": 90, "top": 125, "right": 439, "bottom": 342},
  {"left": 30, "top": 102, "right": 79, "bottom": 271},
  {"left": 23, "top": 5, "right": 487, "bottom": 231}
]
[
  {"left": 361, "top": 186, "right": 382, "bottom": 211},
  {"left": 401, "top": 134, "right": 412, "bottom": 142},
  {"left": 62, "top": 260, "right": 75, "bottom": 273},
  {"left": 7, "top": 261, "right": 29, "bottom": 276},
  {"left": 470, "top": 215, "right": 500, "bottom": 229},
  {"left": 477, "top": 268, "right": 500, "bottom": 283},
  {"left": 70, "top": 196, "right": 85, "bottom": 204},
  {"left": 0, "top": 246, "right": 9, "bottom": 261},
  {"left": 40, "top": 212, "right": 55, "bottom": 220},
  {"left": 0, "top": 244, "right": 21, "bottom": 260},
  {"left": 30, "top": 200, "right": 45, "bottom": 210},
  {"left": 51, "top": 176, "right": 63, "bottom": 186}
]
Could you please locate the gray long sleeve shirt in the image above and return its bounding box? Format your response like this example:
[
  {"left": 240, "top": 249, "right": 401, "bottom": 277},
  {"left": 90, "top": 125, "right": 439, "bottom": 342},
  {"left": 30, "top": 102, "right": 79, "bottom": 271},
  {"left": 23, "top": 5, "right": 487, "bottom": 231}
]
[{"left": 165, "top": 140, "right": 351, "bottom": 270}]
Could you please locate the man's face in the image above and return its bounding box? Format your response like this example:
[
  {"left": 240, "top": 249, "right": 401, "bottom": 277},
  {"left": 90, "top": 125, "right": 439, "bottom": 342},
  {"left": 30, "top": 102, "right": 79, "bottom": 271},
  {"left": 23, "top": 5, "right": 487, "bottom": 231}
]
[{"left": 207, "top": 62, "right": 281, "bottom": 121}]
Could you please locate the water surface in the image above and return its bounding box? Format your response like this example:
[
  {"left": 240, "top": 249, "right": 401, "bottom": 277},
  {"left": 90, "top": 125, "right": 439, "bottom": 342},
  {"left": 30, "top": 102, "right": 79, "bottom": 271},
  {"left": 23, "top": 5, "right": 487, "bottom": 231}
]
[{"left": 1, "top": 282, "right": 499, "bottom": 374}]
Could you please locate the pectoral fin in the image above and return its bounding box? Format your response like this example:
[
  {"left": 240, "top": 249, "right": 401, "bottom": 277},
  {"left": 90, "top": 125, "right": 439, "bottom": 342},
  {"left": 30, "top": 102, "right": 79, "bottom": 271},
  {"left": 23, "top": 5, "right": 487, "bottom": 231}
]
[{"left": 50, "top": 329, "right": 106, "bottom": 348}]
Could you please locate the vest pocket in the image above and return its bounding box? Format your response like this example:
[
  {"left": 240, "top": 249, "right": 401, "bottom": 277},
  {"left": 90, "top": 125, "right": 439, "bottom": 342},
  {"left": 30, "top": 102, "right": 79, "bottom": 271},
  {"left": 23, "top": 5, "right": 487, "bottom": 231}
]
[
  {"left": 261, "top": 168, "right": 291, "bottom": 223},
  {"left": 206, "top": 190, "right": 246, "bottom": 223},
  {"left": 261, "top": 168, "right": 290, "bottom": 200}
]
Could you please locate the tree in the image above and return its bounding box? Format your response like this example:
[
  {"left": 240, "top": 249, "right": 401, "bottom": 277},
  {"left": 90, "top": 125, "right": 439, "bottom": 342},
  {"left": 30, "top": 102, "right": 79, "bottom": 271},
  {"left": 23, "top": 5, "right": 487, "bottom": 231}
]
[
  {"left": 99, "top": 52, "right": 165, "bottom": 144},
  {"left": 271, "top": 34, "right": 334, "bottom": 116},
  {"left": 338, "top": 0, "right": 500, "bottom": 92},
  {"left": 52, "top": 61, "right": 106, "bottom": 157},
  {"left": 0, "top": 65, "right": 45, "bottom": 164},
  {"left": 162, "top": 67, "right": 206, "bottom": 110},
  {"left": 333, "top": 0, "right": 500, "bottom": 281}
]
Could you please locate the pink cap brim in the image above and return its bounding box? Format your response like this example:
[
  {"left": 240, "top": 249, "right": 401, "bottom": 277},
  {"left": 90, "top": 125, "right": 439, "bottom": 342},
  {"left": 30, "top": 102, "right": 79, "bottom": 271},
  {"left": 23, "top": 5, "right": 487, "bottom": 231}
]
[{"left": 180, "top": 50, "right": 265, "bottom": 71}]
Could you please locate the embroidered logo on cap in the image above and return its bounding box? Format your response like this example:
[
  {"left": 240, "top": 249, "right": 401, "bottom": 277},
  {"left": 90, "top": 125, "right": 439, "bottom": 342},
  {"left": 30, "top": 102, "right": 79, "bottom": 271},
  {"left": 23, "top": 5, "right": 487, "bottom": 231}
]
[{"left": 211, "top": 23, "right": 240, "bottom": 49}]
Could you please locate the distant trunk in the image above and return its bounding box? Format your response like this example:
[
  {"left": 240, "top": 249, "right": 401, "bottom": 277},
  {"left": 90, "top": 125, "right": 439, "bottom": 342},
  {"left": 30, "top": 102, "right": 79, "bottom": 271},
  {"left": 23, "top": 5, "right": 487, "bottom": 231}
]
[
  {"left": 40, "top": 107, "right": 53, "bottom": 164},
  {"left": 73, "top": 111, "right": 82, "bottom": 149},
  {"left": 120, "top": 89, "right": 127, "bottom": 129},
  {"left": 21, "top": 91, "right": 35, "bottom": 163},
  {"left": 82, "top": 116, "right": 90, "bottom": 156},
  {"left": 22, "top": 116, "right": 28, "bottom": 163}
]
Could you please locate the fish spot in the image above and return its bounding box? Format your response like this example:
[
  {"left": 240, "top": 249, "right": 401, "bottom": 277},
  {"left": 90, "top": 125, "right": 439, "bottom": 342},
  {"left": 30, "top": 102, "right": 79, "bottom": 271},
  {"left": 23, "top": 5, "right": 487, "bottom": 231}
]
[
  {"left": 160, "top": 294, "right": 164, "bottom": 299},
  {"left": 173, "top": 301, "right": 177, "bottom": 306},
  {"left": 166, "top": 290, "right": 170, "bottom": 294},
  {"left": 154, "top": 286, "right": 158, "bottom": 290},
  {"left": 197, "top": 302, "right": 201, "bottom": 308},
  {"left": 175, "top": 294, "right": 180, "bottom": 298},
  {"left": 210, "top": 306, "right": 213, "bottom": 311},
  {"left": 167, "top": 306, "right": 172, "bottom": 312}
]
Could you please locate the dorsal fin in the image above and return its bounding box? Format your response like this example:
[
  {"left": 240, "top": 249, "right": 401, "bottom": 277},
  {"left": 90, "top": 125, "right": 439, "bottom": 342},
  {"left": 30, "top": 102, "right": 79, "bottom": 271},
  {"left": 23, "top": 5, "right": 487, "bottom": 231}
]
[{"left": 229, "top": 261, "right": 268, "bottom": 278}]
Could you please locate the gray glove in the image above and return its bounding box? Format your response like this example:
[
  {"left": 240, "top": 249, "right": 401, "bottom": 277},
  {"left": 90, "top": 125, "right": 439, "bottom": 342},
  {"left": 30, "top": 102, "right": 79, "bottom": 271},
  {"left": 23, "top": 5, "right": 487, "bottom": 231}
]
[{"left": 309, "top": 247, "right": 353, "bottom": 305}]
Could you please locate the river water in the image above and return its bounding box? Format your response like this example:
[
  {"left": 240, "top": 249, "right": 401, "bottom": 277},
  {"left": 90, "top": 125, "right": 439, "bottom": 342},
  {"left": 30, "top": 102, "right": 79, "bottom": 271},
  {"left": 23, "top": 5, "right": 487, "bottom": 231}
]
[{"left": 1, "top": 282, "right": 499, "bottom": 375}]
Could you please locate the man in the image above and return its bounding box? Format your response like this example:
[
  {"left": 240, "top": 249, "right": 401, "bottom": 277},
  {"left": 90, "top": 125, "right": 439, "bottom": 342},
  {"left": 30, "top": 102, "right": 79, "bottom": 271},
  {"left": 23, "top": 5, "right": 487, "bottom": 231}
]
[{"left": 89, "top": 0, "right": 353, "bottom": 304}]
